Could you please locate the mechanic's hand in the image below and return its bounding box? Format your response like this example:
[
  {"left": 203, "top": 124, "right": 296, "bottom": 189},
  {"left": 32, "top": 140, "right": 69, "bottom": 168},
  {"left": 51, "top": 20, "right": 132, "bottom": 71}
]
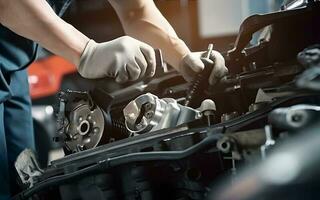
[
  {"left": 179, "top": 51, "right": 228, "bottom": 85},
  {"left": 78, "top": 36, "right": 156, "bottom": 83}
]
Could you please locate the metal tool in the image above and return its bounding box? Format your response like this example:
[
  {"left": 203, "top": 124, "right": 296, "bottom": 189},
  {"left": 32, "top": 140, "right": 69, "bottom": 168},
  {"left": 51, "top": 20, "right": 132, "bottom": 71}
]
[
  {"left": 184, "top": 44, "right": 215, "bottom": 107},
  {"left": 205, "top": 43, "right": 214, "bottom": 59}
]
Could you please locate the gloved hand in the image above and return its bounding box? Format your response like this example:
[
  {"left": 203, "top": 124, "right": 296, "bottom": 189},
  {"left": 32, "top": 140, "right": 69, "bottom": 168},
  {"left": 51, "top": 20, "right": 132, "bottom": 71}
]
[
  {"left": 78, "top": 36, "right": 156, "bottom": 83},
  {"left": 179, "top": 51, "right": 228, "bottom": 85}
]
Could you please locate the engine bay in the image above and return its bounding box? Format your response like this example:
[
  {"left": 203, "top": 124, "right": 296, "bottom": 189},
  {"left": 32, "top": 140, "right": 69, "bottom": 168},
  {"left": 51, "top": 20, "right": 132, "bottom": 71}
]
[{"left": 13, "top": 1, "right": 320, "bottom": 200}]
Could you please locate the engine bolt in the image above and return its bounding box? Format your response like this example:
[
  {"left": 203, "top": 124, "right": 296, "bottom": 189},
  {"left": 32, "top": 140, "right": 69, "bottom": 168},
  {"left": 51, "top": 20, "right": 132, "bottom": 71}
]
[
  {"left": 136, "top": 123, "right": 143, "bottom": 129},
  {"left": 144, "top": 103, "right": 153, "bottom": 110},
  {"left": 93, "top": 127, "right": 99, "bottom": 133},
  {"left": 145, "top": 111, "right": 154, "bottom": 119},
  {"left": 291, "top": 114, "right": 303, "bottom": 122}
]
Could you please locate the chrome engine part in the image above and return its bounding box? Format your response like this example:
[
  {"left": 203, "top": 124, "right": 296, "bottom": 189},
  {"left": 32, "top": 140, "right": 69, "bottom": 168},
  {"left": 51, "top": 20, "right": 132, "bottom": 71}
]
[
  {"left": 268, "top": 104, "right": 320, "bottom": 130},
  {"left": 123, "top": 93, "right": 200, "bottom": 134}
]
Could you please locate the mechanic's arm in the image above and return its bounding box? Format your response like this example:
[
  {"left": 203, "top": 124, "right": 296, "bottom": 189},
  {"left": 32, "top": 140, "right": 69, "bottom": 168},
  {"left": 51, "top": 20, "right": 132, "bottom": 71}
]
[
  {"left": 0, "top": 0, "right": 156, "bottom": 83},
  {"left": 0, "top": 0, "right": 88, "bottom": 66},
  {"left": 109, "top": 0, "right": 228, "bottom": 85}
]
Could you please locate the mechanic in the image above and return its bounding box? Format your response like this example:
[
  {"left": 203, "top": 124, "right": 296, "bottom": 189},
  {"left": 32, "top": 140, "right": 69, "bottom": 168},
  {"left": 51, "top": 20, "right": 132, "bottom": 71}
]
[{"left": 0, "top": 0, "right": 227, "bottom": 198}]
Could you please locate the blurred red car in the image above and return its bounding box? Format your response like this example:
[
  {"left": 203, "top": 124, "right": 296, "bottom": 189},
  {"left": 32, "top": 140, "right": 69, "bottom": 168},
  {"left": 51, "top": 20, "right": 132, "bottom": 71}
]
[{"left": 28, "top": 55, "right": 77, "bottom": 100}]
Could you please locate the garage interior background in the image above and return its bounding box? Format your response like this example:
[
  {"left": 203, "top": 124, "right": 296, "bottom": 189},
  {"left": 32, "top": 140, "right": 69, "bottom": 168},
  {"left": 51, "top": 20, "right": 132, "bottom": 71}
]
[{"left": 62, "top": 0, "right": 280, "bottom": 53}]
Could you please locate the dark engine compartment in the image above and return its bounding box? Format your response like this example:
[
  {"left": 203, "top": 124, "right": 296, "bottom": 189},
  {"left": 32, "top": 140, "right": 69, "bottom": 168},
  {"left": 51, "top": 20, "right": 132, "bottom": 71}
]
[{"left": 13, "top": 1, "right": 320, "bottom": 200}]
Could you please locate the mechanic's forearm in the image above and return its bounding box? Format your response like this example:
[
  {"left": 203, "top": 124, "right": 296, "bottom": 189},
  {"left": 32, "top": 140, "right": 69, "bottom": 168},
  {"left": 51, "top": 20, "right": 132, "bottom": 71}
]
[
  {"left": 0, "top": 0, "right": 89, "bottom": 65},
  {"left": 110, "top": 0, "right": 190, "bottom": 70}
]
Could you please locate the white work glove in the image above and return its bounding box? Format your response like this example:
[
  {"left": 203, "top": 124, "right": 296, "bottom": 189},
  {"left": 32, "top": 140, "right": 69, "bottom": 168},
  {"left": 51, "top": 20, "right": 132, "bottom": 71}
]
[
  {"left": 179, "top": 51, "right": 228, "bottom": 85},
  {"left": 78, "top": 36, "right": 156, "bottom": 83}
]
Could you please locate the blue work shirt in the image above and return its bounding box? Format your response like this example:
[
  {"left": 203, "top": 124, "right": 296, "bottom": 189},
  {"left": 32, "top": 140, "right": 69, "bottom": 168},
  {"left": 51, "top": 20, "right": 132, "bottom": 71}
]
[{"left": 0, "top": 0, "right": 72, "bottom": 102}]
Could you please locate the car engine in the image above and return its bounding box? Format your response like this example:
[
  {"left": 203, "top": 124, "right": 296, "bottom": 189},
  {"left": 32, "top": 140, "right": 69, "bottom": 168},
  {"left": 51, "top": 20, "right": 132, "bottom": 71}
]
[{"left": 13, "top": 1, "right": 320, "bottom": 200}]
